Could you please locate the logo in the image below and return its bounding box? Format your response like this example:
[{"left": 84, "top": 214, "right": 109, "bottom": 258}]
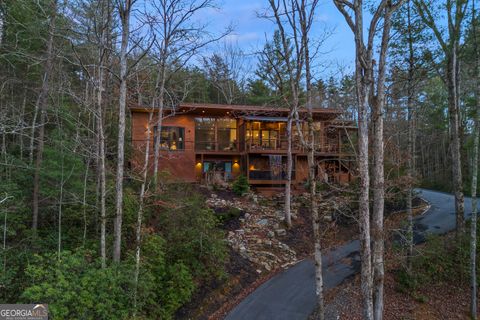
[{"left": 0, "top": 304, "right": 48, "bottom": 320}]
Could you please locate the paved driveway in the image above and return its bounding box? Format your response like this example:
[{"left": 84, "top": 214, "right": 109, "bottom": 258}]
[{"left": 225, "top": 189, "right": 474, "bottom": 320}]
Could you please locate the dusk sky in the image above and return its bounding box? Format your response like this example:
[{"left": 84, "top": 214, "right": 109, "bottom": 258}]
[{"left": 203, "top": 0, "right": 359, "bottom": 79}]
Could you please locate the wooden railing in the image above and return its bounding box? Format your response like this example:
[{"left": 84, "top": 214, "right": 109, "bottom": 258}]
[
  {"left": 195, "top": 140, "right": 239, "bottom": 152},
  {"left": 249, "top": 170, "right": 296, "bottom": 180},
  {"left": 131, "top": 139, "right": 348, "bottom": 154}
]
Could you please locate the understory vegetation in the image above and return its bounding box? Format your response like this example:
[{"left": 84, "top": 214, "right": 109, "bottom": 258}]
[
  {"left": 1, "top": 170, "right": 226, "bottom": 319},
  {"left": 396, "top": 224, "right": 480, "bottom": 295}
]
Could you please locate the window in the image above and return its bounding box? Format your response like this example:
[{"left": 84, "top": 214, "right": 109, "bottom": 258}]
[
  {"left": 195, "top": 118, "right": 238, "bottom": 151},
  {"left": 195, "top": 118, "right": 216, "bottom": 150},
  {"left": 154, "top": 126, "right": 185, "bottom": 151},
  {"left": 246, "top": 121, "right": 283, "bottom": 150},
  {"left": 203, "top": 161, "right": 233, "bottom": 179},
  {"left": 217, "top": 119, "right": 237, "bottom": 151}
]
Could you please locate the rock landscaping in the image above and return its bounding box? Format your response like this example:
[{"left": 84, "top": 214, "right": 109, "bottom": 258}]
[{"left": 206, "top": 192, "right": 301, "bottom": 273}]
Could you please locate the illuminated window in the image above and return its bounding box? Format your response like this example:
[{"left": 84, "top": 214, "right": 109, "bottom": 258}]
[
  {"left": 154, "top": 126, "right": 185, "bottom": 150},
  {"left": 217, "top": 118, "right": 237, "bottom": 151},
  {"left": 195, "top": 118, "right": 237, "bottom": 151},
  {"left": 195, "top": 118, "right": 216, "bottom": 150}
]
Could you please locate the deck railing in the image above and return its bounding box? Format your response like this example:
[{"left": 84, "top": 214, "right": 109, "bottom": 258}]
[
  {"left": 248, "top": 170, "right": 296, "bottom": 180},
  {"left": 131, "top": 139, "right": 346, "bottom": 154}
]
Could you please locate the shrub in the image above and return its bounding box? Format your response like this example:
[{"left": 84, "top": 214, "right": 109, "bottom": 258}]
[
  {"left": 216, "top": 207, "right": 243, "bottom": 223},
  {"left": 155, "top": 190, "right": 227, "bottom": 280},
  {"left": 232, "top": 175, "right": 249, "bottom": 196},
  {"left": 21, "top": 244, "right": 196, "bottom": 320},
  {"left": 396, "top": 227, "right": 478, "bottom": 294},
  {"left": 22, "top": 251, "right": 132, "bottom": 319},
  {"left": 138, "top": 234, "right": 195, "bottom": 319}
]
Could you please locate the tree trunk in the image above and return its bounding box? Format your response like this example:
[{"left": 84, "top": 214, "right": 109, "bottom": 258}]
[
  {"left": 19, "top": 91, "right": 27, "bottom": 161},
  {"left": 470, "top": 98, "right": 479, "bottom": 320},
  {"left": 32, "top": 0, "right": 57, "bottom": 232},
  {"left": 133, "top": 111, "right": 153, "bottom": 315},
  {"left": 97, "top": 0, "right": 109, "bottom": 268},
  {"left": 82, "top": 158, "right": 90, "bottom": 246},
  {"left": 358, "top": 79, "right": 373, "bottom": 320},
  {"left": 285, "top": 115, "right": 293, "bottom": 228},
  {"left": 29, "top": 99, "right": 39, "bottom": 167},
  {"left": 113, "top": 1, "right": 132, "bottom": 262},
  {"left": 97, "top": 60, "right": 107, "bottom": 268},
  {"left": 372, "top": 102, "right": 385, "bottom": 320},
  {"left": 406, "top": 0, "right": 415, "bottom": 269},
  {"left": 406, "top": 88, "right": 414, "bottom": 270},
  {"left": 302, "top": 8, "right": 324, "bottom": 311},
  {"left": 446, "top": 53, "right": 465, "bottom": 235},
  {"left": 57, "top": 143, "right": 64, "bottom": 260},
  {"left": 372, "top": 7, "right": 394, "bottom": 319},
  {"left": 152, "top": 63, "right": 167, "bottom": 188},
  {"left": 471, "top": 3, "right": 479, "bottom": 317},
  {"left": 309, "top": 122, "right": 324, "bottom": 319}
]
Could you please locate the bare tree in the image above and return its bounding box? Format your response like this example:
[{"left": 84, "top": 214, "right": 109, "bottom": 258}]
[
  {"left": 96, "top": 0, "right": 111, "bottom": 268},
  {"left": 333, "top": 0, "right": 404, "bottom": 319},
  {"left": 113, "top": 0, "right": 135, "bottom": 263},
  {"left": 147, "top": 0, "right": 229, "bottom": 188},
  {"left": 32, "top": 0, "right": 58, "bottom": 232},
  {"left": 203, "top": 42, "right": 246, "bottom": 104},
  {"left": 297, "top": 1, "right": 326, "bottom": 318},
  {"left": 0, "top": 4, "right": 4, "bottom": 47},
  {"left": 68, "top": 0, "right": 113, "bottom": 267},
  {"left": 413, "top": 0, "right": 469, "bottom": 235},
  {"left": 263, "top": 1, "right": 327, "bottom": 316},
  {"left": 132, "top": 110, "right": 154, "bottom": 315},
  {"left": 470, "top": 1, "right": 479, "bottom": 318},
  {"left": 263, "top": 0, "right": 306, "bottom": 228},
  {"left": 404, "top": 0, "right": 417, "bottom": 271}
]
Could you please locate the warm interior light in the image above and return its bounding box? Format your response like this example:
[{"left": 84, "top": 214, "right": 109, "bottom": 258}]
[
  {"left": 249, "top": 165, "right": 255, "bottom": 171},
  {"left": 233, "top": 163, "right": 240, "bottom": 169},
  {"left": 196, "top": 162, "right": 202, "bottom": 167}
]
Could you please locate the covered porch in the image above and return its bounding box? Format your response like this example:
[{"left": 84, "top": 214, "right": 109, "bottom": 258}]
[{"left": 247, "top": 154, "right": 295, "bottom": 184}]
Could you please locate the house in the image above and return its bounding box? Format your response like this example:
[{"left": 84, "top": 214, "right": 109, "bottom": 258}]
[{"left": 130, "top": 103, "right": 356, "bottom": 189}]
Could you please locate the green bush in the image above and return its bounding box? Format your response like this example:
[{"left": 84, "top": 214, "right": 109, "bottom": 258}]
[
  {"left": 232, "top": 175, "right": 249, "bottom": 196},
  {"left": 137, "top": 234, "right": 195, "bottom": 319},
  {"left": 155, "top": 189, "right": 227, "bottom": 280},
  {"left": 22, "top": 251, "right": 132, "bottom": 319},
  {"left": 21, "top": 243, "right": 196, "bottom": 320},
  {"left": 216, "top": 207, "right": 243, "bottom": 223},
  {"left": 397, "top": 228, "right": 477, "bottom": 294}
]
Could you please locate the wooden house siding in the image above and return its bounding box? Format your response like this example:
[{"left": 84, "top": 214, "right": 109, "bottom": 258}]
[{"left": 130, "top": 103, "right": 355, "bottom": 186}]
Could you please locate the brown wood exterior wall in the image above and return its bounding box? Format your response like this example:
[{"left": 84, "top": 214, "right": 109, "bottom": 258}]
[
  {"left": 130, "top": 105, "right": 355, "bottom": 186},
  {"left": 131, "top": 112, "right": 197, "bottom": 182}
]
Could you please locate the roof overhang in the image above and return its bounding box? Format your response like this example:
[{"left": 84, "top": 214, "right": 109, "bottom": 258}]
[
  {"left": 242, "top": 116, "right": 288, "bottom": 122},
  {"left": 129, "top": 103, "right": 343, "bottom": 120}
]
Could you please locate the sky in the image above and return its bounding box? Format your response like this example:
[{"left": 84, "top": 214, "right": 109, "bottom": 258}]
[{"left": 203, "top": 0, "right": 358, "bottom": 79}]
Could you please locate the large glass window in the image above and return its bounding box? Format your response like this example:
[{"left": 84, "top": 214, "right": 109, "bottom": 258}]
[
  {"left": 195, "top": 118, "right": 237, "bottom": 151},
  {"left": 154, "top": 126, "right": 184, "bottom": 151},
  {"left": 246, "top": 121, "right": 285, "bottom": 150},
  {"left": 195, "top": 118, "right": 216, "bottom": 150},
  {"left": 217, "top": 119, "right": 237, "bottom": 151}
]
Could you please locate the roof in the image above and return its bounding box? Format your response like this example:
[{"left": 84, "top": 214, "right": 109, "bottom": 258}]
[
  {"left": 129, "top": 102, "right": 343, "bottom": 120},
  {"left": 242, "top": 116, "right": 289, "bottom": 122}
]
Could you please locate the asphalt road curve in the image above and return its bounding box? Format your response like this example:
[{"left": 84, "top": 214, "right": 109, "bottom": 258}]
[{"left": 225, "top": 189, "right": 473, "bottom": 320}]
